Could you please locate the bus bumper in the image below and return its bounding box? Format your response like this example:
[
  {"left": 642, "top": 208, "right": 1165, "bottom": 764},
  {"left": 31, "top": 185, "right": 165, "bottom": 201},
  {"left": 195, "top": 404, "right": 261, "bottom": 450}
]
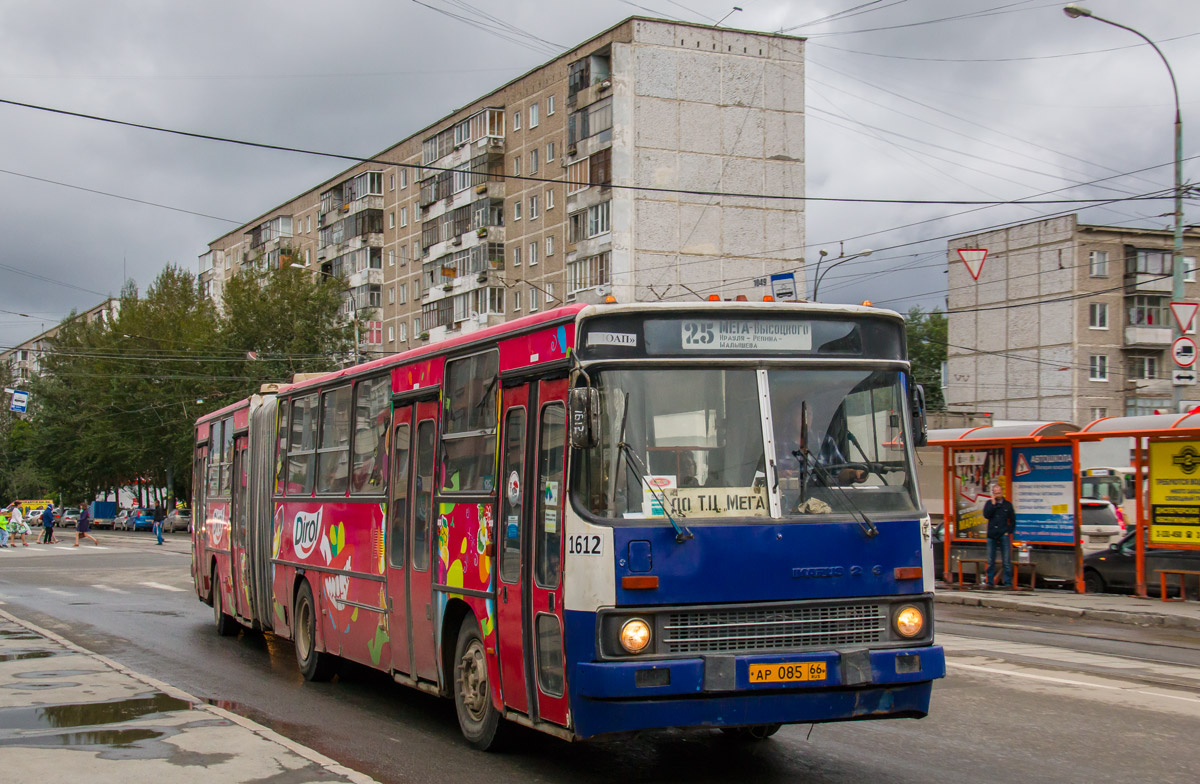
[{"left": 570, "top": 645, "right": 944, "bottom": 739}]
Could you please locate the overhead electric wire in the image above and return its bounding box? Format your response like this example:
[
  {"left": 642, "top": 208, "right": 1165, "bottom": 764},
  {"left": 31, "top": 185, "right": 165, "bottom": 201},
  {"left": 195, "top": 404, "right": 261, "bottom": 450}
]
[
  {"left": 810, "top": 29, "right": 1200, "bottom": 63},
  {"left": 790, "top": 1, "right": 1059, "bottom": 38}
]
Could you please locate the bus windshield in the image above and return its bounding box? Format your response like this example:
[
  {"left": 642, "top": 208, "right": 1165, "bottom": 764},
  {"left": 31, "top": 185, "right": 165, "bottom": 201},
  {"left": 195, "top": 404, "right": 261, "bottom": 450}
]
[{"left": 575, "top": 367, "right": 919, "bottom": 521}]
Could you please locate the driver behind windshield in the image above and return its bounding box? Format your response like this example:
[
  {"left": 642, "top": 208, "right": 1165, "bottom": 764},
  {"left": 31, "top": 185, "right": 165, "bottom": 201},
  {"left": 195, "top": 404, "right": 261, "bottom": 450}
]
[{"left": 777, "top": 403, "right": 867, "bottom": 486}]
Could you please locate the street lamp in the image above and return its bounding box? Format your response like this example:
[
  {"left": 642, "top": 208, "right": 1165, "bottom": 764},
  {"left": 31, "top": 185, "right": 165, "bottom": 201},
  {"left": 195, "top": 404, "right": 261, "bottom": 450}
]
[
  {"left": 811, "top": 249, "right": 873, "bottom": 302},
  {"left": 291, "top": 262, "right": 360, "bottom": 365},
  {"left": 1064, "top": 4, "right": 1185, "bottom": 413}
]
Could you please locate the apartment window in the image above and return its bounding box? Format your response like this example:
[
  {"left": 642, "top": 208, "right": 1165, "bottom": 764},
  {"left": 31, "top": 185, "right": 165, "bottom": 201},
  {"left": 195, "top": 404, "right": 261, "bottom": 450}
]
[
  {"left": 568, "top": 201, "right": 611, "bottom": 242},
  {"left": 1089, "top": 355, "right": 1108, "bottom": 381},
  {"left": 589, "top": 147, "right": 612, "bottom": 186},
  {"left": 513, "top": 110, "right": 521, "bottom": 131},
  {"left": 546, "top": 235, "right": 554, "bottom": 257},
  {"left": 400, "top": 245, "right": 408, "bottom": 265},
  {"left": 546, "top": 188, "right": 555, "bottom": 210},
  {"left": 513, "top": 155, "right": 522, "bottom": 177},
  {"left": 1088, "top": 302, "right": 1107, "bottom": 329},
  {"left": 530, "top": 103, "right": 539, "bottom": 128},
  {"left": 513, "top": 200, "right": 522, "bottom": 221},
  {"left": 530, "top": 195, "right": 540, "bottom": 219},
  {"left": 401, "top": 169, "right": 409, "bottom": 189},
  {"left": 400, "top": 322, "right": 407, "bottom": 342},
  {"left": 514, "top": 289, "right": 522, "bottom": 311},
  {"left": 1186, "top": 256, "right": 1197, "bottom": 282},
  {"left": 389, "top": 173, "right": 396, "bottom": 191},
  {"left": 388, "top": 249, "right": 395, "bottom": 267},
  {"left": 1090, "top": 407, "right": 1108, "bottom": 420},
  {"left": 529, "top": 241, "right": 538, "bottom": 265},
  {"left": 547, "top": 141, "right": 555, "bottom": 162},
  {"left": 388, "top": 286, "right": 396, "bottom": 305},
  {"left": 567, "top": 160, "right": 589, "bottom": 194},
  {"left": 305, "top": 249, "right": 311, "bottom": 265},
  {"left": 567, "top": 251, "right": 611, "bottom": 295},
  {"left": 1127, "top": 248, "right": 1172, "bottom": 276},
  {"left": 388, "top": 325, "right": 395, "bottom": 342},
  {"left": 547, "top": 95, "right": 556, "bottom": 115},
  {"left": 529, "top": 286, "right": 539, "bottom": 312},
  {"left": 414, "top": 317, "right": 422, "bottom": 336},
  {"left": 400, "top": 207, "right": 408, "bottom": 227},
  {"left": 398, "top": 283, "right": 407, "bottom": 304},
  {"left": 545, "top": 282, "right": 555, "bottom": 304},
  {"left": 568, "top": 96, "right": 613, "bottom": 147},
  {"left": 1128, "top": 295, "right": 1166, "bottom": 326},
  {"left": 413, "top": 242, "right": 420, "bottom": 262},
  {"left": 1128, "top": 355, "right": 1159, "bottom": 380},
  {"left": 1089, "top": 250, "right": 1107, "bottom": 277},
  {"left": 513, "top": 246, "right": 522, "bottom": 267},
  {"left": 306, "top": 215, "right": 312, "bottom": 233},
  {"left": 530, "top": 148, "right": 539, "bottom": 174},
  {"left": 389, "top": 211, "right": 396, "bottom": 229}
]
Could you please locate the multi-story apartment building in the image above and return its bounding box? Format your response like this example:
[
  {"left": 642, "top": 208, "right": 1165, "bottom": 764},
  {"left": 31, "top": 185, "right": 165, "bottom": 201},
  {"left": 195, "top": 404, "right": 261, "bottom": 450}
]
[
  {"left": 1, "top": 298, "right": 120, "bottom": 384},
  {"left": 946, "top": 215, "right": 1200, "bottom": 422},
  {"left": 199, "top": 16, "right": 807, "bottom": 351}
]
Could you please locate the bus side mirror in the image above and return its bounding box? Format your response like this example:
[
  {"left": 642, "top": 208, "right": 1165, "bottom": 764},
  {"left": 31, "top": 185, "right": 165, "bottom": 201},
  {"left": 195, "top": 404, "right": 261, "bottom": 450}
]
[
  {"left": 569, "top": 387, "right": 601, "bottom": 449},
  {"left": 910, "top": 383, "right": 928, "bottom": 447}
]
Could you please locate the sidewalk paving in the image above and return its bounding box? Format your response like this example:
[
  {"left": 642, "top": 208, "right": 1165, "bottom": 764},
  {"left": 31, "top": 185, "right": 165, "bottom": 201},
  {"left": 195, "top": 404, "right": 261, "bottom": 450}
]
[
  {"left": 0, "top": 608, "right": 378, "bottom": 784},
  {"left": 935, "top": 585, "right": 1200, "bottom": 632}
]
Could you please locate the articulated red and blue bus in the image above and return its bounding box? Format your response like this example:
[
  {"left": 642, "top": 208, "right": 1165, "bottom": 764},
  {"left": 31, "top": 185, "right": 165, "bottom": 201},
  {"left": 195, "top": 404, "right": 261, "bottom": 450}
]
[{"left": 192, "top": 301, "right": 944, "bottom": 748}]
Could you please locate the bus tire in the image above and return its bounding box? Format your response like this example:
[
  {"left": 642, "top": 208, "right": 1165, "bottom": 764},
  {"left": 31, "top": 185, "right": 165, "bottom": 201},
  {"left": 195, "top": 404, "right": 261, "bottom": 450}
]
[
  {"left": 452, "top": 616, "right": 504, "bottom": 750},
  {"left": 294, "top": 580, "right": 336, "bottom": 682},
  {"left": 213, "top": 580, "right": 238, "bottom": 637},
  {"left": 720, "top": 723, "right": 782, "bottom": 740}
]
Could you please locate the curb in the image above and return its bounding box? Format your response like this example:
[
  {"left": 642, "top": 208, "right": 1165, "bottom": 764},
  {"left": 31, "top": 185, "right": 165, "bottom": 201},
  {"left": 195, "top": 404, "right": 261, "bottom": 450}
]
[
  {"left": 0, "top": 607, "right": 382, "bottom": 784},
  {"left": 934, "top": 592, "right": 1200, "bottom": 632}
]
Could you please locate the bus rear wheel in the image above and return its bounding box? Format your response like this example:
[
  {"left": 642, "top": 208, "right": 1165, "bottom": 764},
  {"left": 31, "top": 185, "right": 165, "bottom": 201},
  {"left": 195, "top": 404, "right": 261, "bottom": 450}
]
[
  {"left": 213, "top": 581, "right": 238, "bottom": 637},
  {"left": 294, "top": 580, "right": 337, "bottom": 682},
  {"left": 453, "top": 616, "right": 504, "bottom": 750}
]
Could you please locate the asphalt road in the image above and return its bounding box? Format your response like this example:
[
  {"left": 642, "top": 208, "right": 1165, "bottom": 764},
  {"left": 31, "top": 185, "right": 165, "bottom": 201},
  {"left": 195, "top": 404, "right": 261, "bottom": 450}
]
[{"left": 1, "top": 531, "right": 1197, "bottom": 784}]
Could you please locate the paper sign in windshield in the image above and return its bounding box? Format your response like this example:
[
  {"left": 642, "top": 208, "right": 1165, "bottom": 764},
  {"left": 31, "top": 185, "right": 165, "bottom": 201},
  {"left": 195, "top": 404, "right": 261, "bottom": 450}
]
[
  {"left": 659, "top": 487, "right": 769, "bottom": 518},
  {"left": 680, "top": 320, "right": 812, "bottom": 352}
]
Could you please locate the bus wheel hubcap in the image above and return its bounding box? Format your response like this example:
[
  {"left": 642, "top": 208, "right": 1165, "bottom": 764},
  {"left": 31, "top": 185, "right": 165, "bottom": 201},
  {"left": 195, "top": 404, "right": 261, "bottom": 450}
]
[{"left": 458, "top": 639, "right": 488, "bottom": 722}]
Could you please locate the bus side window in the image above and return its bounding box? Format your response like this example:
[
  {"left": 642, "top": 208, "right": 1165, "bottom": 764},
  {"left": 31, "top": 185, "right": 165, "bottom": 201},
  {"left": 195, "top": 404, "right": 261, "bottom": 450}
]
[
  {"left": 500, "top": 407, "right": 526, "bottom": 584},
  {"left": 535, "top": 403, "right": 565, "bottom": 589},
  {"left": 412, "top": 420, "right": 436, "bottom": 571},
  {"left": 389, "top": 423, "right": 411, "bottom": 567}
]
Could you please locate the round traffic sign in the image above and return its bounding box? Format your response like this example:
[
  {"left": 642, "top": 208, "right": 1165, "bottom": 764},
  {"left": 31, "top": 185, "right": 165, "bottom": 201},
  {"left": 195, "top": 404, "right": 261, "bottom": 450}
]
[{"left": 1172, "top": 336, "right": 1197, "bottom": 368}]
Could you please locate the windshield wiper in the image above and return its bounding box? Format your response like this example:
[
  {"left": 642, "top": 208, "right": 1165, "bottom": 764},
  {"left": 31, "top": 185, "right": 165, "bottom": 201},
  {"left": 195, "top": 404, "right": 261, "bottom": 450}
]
[
  {"left": 792, "top": 447, "right": 879, "bottom": 539},
  {"left": 845, "top": 430, "right": 888, "bottom": 486},
  {"left": 611, "top": 393, "right": 692, "bottom": 544}
]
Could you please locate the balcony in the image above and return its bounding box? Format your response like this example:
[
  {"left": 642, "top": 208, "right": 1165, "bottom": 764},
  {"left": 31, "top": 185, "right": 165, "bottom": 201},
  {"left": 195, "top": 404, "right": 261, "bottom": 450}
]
[
  {"left": 1124, "top": 272, "right": 1174, "bottom": 294},
  {"left": 1124, "top": 326, "right": 1173, "bottom": 347}
]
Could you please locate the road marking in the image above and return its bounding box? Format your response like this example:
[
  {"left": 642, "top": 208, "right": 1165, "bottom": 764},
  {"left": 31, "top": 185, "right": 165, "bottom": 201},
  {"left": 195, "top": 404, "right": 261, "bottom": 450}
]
[
  {"left": 948, "top": 662, "right": 1200, "bottom": 704},
  {"left": 38, "top": 587, "right": 75, "bottom": 597},
  {"left": 140, "top": 582, "right": 186, "bottom": 593},
  {"left": 91, "top": 584, "right": 128, "bottom": 594}
]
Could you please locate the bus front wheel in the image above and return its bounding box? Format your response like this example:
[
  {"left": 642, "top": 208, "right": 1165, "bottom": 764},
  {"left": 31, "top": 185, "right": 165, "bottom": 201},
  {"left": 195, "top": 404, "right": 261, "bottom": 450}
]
[
  {"left": 294, "top": 580, "right": 337, "bottom": 682},
  {"left": 453, "top": 616, "right": 504, "bottom": 750}
]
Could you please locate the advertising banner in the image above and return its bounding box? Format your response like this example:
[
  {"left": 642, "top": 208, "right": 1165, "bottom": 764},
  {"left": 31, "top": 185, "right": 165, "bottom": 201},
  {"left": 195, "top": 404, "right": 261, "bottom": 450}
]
[
  {"left": 1011, "top": 446, "right": 1075, "bottom": 544},
  {"left": 952, "top": 448, "right": 1005, "bottom": 541},
  {"left": 1148, "top": 440, "right": 1200, "bottom": 548}
]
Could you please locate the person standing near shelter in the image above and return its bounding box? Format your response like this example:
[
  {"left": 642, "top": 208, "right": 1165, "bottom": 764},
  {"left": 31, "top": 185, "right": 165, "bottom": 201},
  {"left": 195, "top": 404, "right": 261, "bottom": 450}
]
[
  {"left": 983, "top": 483, "right": 1016, "bottom": 587},
  {"left": 74, "top": 505, "right": 99, "bottom": 547},
  {"left": 41, "top": 502, "right": 59, "bottom": 544}
]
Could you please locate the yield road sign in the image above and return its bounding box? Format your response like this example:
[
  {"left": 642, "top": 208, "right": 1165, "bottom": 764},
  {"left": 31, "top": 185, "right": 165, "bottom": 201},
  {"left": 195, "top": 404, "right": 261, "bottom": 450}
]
[
  {"left": 1173, "top": 368, "right": 1198, "bottom": 386},
  {"left": 1172, "top": 336, "right": 1197, "bottom": 368},
  {"left": 1171, "top": 301, "right": 1199, "bottom": 333},
  {"left": 957, "top": 248, "right": 988, "bottom": 281}
]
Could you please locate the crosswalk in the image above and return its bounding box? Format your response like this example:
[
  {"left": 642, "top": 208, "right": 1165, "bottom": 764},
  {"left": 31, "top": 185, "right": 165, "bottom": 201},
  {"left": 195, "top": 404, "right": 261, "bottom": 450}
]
[{"left": 0, "top": 543, "right": 110, "bottom": 555}]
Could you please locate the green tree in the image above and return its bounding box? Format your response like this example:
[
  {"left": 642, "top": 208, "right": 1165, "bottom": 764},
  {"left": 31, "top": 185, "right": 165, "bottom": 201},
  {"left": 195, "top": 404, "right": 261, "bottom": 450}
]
[{"left": 905, "top": 306, "right": 947, "bottom": 411}]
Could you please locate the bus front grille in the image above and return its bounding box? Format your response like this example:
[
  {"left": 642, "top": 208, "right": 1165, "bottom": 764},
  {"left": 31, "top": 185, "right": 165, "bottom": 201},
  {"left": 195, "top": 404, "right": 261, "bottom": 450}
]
[{"left": 661, "top": 603, "right": 888, "bottom": 654}]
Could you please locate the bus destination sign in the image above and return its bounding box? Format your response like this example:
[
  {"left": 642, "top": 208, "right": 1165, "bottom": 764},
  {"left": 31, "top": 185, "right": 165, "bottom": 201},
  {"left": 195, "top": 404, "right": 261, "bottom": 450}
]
[{"left": 680, "top": 319, "right": 812, "bottom": 352}]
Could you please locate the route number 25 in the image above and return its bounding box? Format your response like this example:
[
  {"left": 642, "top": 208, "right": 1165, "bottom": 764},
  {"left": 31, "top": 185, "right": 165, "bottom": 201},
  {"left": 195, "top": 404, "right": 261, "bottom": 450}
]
[{"left": 568, "top": 534, "right": 602, "bottom": 555}]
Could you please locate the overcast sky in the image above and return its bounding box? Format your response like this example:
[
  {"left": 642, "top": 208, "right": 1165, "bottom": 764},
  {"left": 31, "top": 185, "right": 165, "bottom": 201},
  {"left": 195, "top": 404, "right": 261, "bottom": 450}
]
[{"left": 1, "top": 0, "right": 1197, "bottom": 349}]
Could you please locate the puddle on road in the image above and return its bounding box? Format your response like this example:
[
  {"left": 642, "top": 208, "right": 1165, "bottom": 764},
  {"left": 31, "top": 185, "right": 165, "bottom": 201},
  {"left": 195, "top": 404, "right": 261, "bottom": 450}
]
[
  {"left": 0, "top": 693, "right": 193, "bottom": 730},
  {"left": 0, "top": 681, "right": 81, "bottom": 690},
  {"left": 14, "top": 669, "right": 102, "bottom": 679},
  {"left": 0, "top": 630, "right": 41, "bottom": 641},
  {"left": 0, "top": 650, "right": 59, "bottom": 662},
  {"left": 0, "top": 728, "right": 164, "bottom": 748}
]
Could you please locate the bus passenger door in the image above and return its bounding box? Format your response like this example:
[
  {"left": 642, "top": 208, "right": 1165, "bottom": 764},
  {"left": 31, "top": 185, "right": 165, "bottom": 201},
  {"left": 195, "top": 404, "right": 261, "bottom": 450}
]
[
  {"left": 232, "top": 436, "right": 253, "bottom": 622},
  {"left": 529, "top": 378, "right": 569, "bottom": 726},
  {"left": 386, "top": 404, "right": 413, "bottom": 676},
  {"left": 409, "top": 400, "right": 440, "bottom": 682},
  {"left": 496, "top": 383, "right": 533, "bottom": 714}
]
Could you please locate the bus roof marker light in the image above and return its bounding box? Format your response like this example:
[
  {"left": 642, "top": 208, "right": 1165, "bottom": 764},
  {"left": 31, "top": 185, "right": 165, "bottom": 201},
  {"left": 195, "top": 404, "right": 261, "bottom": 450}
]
[
  {"left": 604, "top": 295, "right": 618, "bottom": 303},
  {"left": 708, "top": 295, "right": 721, "bottom": 301},
  {"left": 861, "top": 300, "right": 873, "bottom": 307},
  {"left": 763, "top": 295, "right": 775, "bottom": 302},
  {"left": 735, "top": 295, "right": 748, "bottom": 302}
]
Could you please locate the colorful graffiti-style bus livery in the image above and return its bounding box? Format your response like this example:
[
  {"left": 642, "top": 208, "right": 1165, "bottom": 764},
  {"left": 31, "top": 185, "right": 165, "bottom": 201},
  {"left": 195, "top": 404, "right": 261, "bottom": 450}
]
[{"left": 192, "top": 302, "right": 944, "bottom": 748}]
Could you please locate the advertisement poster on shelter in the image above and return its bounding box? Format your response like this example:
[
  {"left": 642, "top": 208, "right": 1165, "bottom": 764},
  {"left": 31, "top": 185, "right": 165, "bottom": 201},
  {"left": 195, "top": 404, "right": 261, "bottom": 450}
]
[
  {"left": 1148, "top": 440, "right": 1200, "bottom": 548},
  {"left": 952, "top": 449, "right": 1005, "bottom": 540},
  {"left": 1011, "top": 446, "right": 1075, "bottom": 544}
]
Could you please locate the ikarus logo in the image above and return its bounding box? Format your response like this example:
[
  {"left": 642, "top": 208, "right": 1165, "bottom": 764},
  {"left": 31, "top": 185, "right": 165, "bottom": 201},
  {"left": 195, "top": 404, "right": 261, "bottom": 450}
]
[
  {"left": 1173, "top": 445, "right": 1200, "bottom": 475},
  {"left": 292, "top": 509, "right": 323, "bottom": 559}
]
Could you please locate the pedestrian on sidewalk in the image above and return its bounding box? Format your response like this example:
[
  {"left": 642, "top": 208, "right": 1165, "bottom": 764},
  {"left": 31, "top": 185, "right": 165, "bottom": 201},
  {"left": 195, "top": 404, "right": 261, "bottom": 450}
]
[
  {"left": 983, "top": 483, "right": 1016, "bottom": 587},
  {"left": 74, "top": 505, "right": 99, "bottom": 547},
  {"left": 153, "top": 505, "right": 165, "bottom": 546},
  {"left": 41, "top": 503, "right": 59, "bottom": 545},
  {"left": 0, "top": 504, "right": 10, "bottom": 548}
]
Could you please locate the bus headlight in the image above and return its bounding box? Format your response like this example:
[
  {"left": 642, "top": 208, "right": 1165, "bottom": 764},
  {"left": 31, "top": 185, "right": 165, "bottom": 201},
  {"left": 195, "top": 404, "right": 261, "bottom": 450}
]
[
  {"left": 619, "top": 618, "right": 652, "bottom": 653},
  {"left": 894, "top": 605, "right": 924, "bottom": 638}
]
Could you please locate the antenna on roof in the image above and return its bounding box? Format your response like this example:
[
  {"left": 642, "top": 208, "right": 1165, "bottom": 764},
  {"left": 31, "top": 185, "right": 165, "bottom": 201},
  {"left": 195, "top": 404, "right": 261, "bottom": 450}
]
[{"left": 714, "top": 6, "right": 742, "bottom": 27}]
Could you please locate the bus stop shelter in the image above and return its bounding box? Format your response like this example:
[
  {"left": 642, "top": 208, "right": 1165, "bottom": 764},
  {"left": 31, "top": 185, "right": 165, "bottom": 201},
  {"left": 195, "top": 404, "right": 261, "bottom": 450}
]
[
  {"left": 1069, "top": 412, "right": 1200, "bottom": 597},
  {"left": 930, "top": 422, "right": 1080, "bottom": 590}
]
